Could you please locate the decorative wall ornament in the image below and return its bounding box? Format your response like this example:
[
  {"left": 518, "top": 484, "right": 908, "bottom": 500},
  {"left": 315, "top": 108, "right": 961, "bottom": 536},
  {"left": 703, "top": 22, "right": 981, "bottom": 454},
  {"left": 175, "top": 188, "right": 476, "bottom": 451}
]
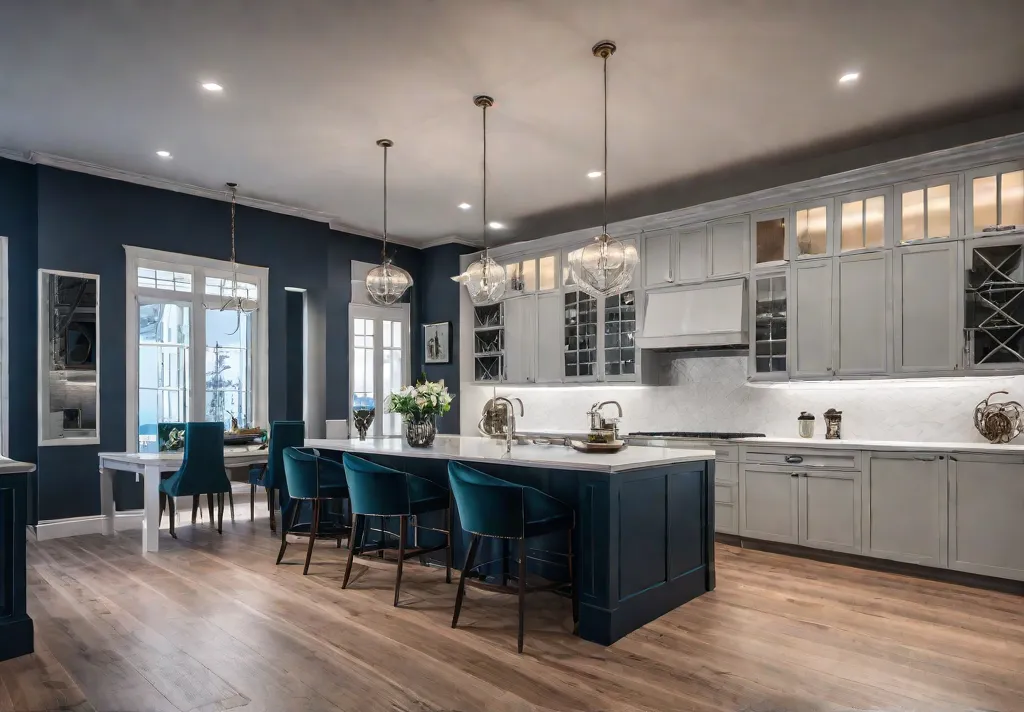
[{"left": 973, "top": 390, "right": 1024, "bottom": 443}]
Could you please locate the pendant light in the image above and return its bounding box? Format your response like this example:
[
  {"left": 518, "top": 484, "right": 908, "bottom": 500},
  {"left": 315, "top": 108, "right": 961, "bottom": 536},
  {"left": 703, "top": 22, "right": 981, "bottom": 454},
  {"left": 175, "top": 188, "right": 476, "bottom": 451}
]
[
  {"left": 366, "top": 138, "right": 414, "bottom": 305},
  {"left": 451, "top": 95, "right": 506, "bottom": 304},
  {"left": 206, "top": 182, "right": 258, "bottom": 335},
  {"left": 568, "top": 40, "right": 638, "bottom": 298}
]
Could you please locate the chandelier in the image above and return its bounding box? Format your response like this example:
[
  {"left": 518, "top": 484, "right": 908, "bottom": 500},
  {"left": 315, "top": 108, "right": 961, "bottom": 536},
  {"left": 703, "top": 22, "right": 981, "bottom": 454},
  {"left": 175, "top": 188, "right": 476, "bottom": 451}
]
[
  {"left": 452, "top": 95, "right": 506, "bottom": 304},
  {"left": 568, "top": 40, "right": 638, "bottom": 298},
  {"left": 207, "top": 182, "right": 258, "bottom": 335},
  {"left": 366, "top": 138, "right": 414, "bottom": 305}
]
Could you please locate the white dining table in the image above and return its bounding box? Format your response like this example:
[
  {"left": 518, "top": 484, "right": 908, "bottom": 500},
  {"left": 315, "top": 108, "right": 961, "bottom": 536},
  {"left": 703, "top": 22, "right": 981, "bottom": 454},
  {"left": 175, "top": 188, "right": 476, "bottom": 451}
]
[{"left": 98, "top": 448, "right": 269, "bottom": 553}]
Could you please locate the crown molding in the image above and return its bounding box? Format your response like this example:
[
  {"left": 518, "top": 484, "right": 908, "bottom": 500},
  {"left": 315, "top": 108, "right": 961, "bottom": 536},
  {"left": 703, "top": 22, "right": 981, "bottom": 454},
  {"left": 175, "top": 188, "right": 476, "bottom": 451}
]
[
  {"left": 0, "top": 148, "right": 31, "bottom": 163},
  {"left": 417, "top": 235, "right": 483, "bottom": 250}
]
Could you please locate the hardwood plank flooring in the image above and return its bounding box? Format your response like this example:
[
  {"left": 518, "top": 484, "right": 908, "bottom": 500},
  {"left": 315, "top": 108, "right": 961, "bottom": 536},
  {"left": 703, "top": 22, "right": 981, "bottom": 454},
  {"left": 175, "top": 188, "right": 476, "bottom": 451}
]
[{"left": 3, "top": 518, "right": 1022, "bottom": 712}]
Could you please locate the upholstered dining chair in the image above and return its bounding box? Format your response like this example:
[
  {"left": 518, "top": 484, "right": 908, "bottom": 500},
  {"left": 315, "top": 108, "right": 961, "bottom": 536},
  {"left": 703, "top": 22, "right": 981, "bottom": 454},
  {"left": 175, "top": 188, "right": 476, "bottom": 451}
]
[
  {"left": 249, "top": 420, "right": 305, "bottom": 531},
  {"left": 158, "top": 422, "right": 233, "bottom": 537},
  {"left": 447, "top": 460, "right": 577, "bottom": 653},
  {"left": 278, "top": 447, "right": 350, "bottom": 574},
  {"left": 341, "top": 453, "right": 452, "bottom": 606}
]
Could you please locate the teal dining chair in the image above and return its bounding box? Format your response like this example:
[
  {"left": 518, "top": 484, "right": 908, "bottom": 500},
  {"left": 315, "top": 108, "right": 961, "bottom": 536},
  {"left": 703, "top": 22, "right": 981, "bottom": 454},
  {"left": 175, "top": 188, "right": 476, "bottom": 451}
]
[
  {"left": 341, "top": 453, "right": 452, "bottom": 606},
  {"left": 278, "top": 447, "right": 350, "bottom": 574},
  {"left": 249, "top": 420, "right": 305, "bottom": 531},
  {"left": 447, "top": 460, "right": 577, "bottom": 653},
  {"left": 158, "top": 422, "right": 233, "bottom": 538}
]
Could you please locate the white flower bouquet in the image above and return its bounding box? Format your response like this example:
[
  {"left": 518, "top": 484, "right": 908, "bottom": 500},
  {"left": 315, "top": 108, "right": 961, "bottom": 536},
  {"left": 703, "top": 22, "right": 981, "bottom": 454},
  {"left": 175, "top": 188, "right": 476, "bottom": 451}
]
[{"left": 386, "top": 379, "right": 454, "bottom": 420}]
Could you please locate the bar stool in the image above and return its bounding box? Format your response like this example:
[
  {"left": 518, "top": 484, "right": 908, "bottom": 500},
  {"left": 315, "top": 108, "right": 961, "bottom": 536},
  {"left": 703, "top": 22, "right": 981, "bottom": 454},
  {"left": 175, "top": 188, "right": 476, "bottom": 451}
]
[
  {"left": 341, "top": 453, "right": 452, "bottom": 606},
  {"left": 447, "top": 460, "right": 577, "bottom": 653},
  {"left": 249, "top": 420, "right": 305, "bottom": 532},
  {"left": 278, "top": 447, "right": 350, "bottom": 575}
]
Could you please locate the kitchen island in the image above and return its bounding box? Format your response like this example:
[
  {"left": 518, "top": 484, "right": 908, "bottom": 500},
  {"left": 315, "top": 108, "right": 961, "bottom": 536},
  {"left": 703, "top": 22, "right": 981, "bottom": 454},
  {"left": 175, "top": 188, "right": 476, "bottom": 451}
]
[{"left": 307, "top": 436, "right": 716, "bottom": 645}]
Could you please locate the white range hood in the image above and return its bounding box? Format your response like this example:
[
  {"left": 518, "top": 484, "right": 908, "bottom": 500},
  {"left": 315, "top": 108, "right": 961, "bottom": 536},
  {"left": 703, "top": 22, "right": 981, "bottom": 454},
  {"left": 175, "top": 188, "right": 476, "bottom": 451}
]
[{"left": 638, "top": 278, "right": 748, "bottom": 350}]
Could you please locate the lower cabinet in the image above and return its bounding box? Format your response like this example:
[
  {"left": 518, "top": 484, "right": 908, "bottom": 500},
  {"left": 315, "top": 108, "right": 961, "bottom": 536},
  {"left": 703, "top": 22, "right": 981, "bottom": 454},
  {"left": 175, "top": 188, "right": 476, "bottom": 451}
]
[
  {"left": 863, "top": 453, "right": 947, "bottom": 567},
  {"left": 739, "top": 466, "right": 799, "bottom": 544},
  {"left": 948, "top": 454, "right": 1024, "bottom": 582}
]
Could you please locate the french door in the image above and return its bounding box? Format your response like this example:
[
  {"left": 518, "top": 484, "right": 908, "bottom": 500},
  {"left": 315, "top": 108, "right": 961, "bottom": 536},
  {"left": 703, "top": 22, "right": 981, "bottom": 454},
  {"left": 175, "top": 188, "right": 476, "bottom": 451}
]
[{"left": 349, "top": 303, "right": 411, "bottom": 438}]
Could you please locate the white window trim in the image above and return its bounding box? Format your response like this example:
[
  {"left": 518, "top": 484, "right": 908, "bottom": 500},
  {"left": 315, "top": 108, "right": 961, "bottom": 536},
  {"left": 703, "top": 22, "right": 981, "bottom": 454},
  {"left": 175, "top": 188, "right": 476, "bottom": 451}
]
[
  {"left": 124, "top": 245, "right": 269, "bottom": 453},
  {"left": 348, "top": 302, "right": 411, "bottom": 438}
]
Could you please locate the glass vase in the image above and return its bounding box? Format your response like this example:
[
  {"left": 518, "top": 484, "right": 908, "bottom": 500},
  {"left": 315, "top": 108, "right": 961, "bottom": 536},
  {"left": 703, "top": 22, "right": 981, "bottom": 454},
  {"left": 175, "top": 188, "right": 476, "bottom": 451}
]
[{"left": 404, "top": 414, "right": 437, "bottom": 447}]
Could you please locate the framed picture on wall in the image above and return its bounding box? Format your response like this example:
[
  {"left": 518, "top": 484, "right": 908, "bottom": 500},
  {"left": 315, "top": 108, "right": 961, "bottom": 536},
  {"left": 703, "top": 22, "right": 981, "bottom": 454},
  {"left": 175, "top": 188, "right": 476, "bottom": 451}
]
[{"left": 423, "top": 321, "right": 451, "bottom": 364}]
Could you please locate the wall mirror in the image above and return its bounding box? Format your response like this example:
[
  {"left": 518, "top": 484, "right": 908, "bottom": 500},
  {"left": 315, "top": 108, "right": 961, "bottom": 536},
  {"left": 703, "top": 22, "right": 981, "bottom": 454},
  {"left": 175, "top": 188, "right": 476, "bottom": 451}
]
[{"left": 39, "top": 270, "right": 100, "bottom": 444}]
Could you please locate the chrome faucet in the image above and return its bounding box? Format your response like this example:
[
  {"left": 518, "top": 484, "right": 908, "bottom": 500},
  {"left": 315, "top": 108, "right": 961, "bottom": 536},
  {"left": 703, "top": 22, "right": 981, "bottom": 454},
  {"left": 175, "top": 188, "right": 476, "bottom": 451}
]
[
  {"left": 493, "top": 396, "right": 524, "bottom": 453},
  {"left": 588, "top": 400, "right": 623, "bottom": 439}
]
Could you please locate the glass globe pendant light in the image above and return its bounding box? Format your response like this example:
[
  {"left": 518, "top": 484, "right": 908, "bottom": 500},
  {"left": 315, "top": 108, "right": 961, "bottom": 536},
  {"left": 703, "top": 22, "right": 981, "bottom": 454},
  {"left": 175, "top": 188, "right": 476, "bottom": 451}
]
[
  {"left": 366, "top": 138, "right": 413, "bottom": 305},
  {"left": 204, "top": 182, "right": 258, "bottom": 335},
  {"left": 451, "top": 95, "right": 506, "bottom": 304},
  {"left": 568, "top": 40, "right": 638, "bottom": 298}
]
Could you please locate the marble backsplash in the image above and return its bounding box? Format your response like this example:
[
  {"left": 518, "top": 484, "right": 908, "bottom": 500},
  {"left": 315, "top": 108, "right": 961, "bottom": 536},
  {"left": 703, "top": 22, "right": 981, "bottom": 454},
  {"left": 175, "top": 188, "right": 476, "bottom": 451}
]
[{"left": 460, "top": 356, "right": 1024, "bottom": 443}]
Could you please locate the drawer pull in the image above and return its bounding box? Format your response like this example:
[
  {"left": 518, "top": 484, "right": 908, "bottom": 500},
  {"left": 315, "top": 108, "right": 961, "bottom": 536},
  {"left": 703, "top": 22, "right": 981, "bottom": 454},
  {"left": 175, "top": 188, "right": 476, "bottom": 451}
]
[{"left": 785, "top": 455, "right": 804, "bottom": 464}]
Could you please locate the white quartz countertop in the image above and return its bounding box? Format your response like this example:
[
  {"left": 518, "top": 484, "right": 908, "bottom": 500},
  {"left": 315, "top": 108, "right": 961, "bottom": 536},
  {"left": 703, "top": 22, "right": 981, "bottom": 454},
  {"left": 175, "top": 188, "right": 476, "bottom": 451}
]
[
  {"left": 0, "top": 457, "right": 36, "bottom": 475},
  {"left": 736, "top": 436, "right": 1024, "bottom": 455},
  {"left": 305, "top": 436, "right": 715, "bottom": 473}
]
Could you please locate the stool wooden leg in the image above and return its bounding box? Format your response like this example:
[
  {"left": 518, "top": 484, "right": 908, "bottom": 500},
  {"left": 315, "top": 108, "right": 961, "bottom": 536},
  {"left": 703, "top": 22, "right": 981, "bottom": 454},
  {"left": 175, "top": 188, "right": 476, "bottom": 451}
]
[
  {"left": 452, "top": 534, "right": 480, "bottom": 629},
  {"left": 303, "top": 500, "right": 321, "bottom": 576},
  {"left": 207, "top": 493, "right": 215, "bottom": 526},
  {"left": 501, "top": 540, "right": 510, "bottom": 586},
  {"left": 167, "top": 496, "right": 177, "bottom": 539},
  {"left": 343, "top": 514, "right": 360, "bottom": 588},
  {"left": 159, "top": 492, "right": 166, "bottom": 526},
  {"left": 228, "top": 490, "right": 235, "bottom": 522},
  {"left": 394, "top": 516, "right": 408, "bottom": 607},
  {"left": 250, "top": 484, "right": 255, "bottom": 522},
  {"left": 275, "top": 501, "right": 300, "bottom": 565},
  {"left": 568, "top": 528, "right": 578, "bottom": 628},
  {"left": 217, "top": 493, "right": 225, "bottom": 534},
  {"left": 517, "top": 537, "right": 527, "bottom": 654},
  {"left": 192, "top": 495, "right": 200, "bottom": 524},
  {"left": 445, "top": 500, "right": 453, "bottom": 584}
]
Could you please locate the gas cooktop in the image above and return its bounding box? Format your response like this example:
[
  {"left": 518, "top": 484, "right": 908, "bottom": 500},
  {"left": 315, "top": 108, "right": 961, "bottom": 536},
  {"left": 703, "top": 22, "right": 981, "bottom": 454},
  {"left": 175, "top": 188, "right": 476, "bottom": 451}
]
[{"left": 627, "top": 431, "right": 766, "bottom": 440}]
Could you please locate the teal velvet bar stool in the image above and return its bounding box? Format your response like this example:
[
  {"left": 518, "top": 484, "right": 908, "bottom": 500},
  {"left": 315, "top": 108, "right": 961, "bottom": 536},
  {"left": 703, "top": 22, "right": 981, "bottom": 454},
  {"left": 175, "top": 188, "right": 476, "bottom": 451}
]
[
  {"left": 158, "top": 422, "right": 233, "bottom": 537},
  {"left": 249, "top": 421, "right": 305, "bottom": 531},
  {"left": 341, "top": 453, "right": 452, "bottom": 606},
  {"left": 447, "top": 461, "right": 577, "bottom": 653},
  {"left": 278, "top": 447, "right": 350, "bottom": 574}
]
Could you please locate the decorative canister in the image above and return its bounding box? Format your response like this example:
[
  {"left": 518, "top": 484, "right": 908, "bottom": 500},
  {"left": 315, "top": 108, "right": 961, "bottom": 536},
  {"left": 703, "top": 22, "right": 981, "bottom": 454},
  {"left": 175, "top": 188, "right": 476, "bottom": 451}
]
[
  {"left": 797, "top": 412, "right": 815, "bottom": 439},
  {"left": 823, "top": 409, "right": 842, "bottom": 439}
]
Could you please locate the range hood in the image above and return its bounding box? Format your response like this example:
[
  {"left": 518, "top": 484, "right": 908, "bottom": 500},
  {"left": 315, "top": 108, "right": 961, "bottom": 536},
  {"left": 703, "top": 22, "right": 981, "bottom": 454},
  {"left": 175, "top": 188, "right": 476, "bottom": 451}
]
[{"left": 637, "top": 278, "right": 747, "bottom": 350}]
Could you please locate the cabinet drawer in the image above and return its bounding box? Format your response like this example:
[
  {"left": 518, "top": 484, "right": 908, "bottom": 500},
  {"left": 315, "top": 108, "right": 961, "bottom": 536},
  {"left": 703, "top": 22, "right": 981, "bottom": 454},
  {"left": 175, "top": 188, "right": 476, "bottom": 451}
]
[
  {"left": 715, "top": 462, "right": 739, "bottom": 483},
  {"left": 714, "top": 481, "right": 736, "bottom": 504},
  {"left": 715, "top": 502, "right": 738, "bottom": 535},
  {"left": 713, "top": 444, "right": 739, "bottom": 462},
  {"left": 743, "top": 446, "right": 860, "bottom": 470}
]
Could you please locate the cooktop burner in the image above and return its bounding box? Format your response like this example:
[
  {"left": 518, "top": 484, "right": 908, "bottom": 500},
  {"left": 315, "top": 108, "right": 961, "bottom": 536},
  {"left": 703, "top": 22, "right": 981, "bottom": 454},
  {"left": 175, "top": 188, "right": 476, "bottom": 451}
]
[{"left": 628, "top": 431, "right": 766, "bottom": 440}]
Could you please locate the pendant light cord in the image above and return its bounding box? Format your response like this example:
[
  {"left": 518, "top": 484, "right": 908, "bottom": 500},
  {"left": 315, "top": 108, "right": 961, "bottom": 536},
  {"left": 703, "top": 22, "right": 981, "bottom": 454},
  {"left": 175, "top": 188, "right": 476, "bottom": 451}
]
[
  {"left": 382, "top": 142, "right": 389, "bottom": 262},
  {"left": 602, "top": 51, "right": 608, "bottom": 236},
  {"left": 229, "top": 184, "right": 237, "bottom": 265},
  {"left": 482, "top": 100, "right": 488, "bottom": 257}
]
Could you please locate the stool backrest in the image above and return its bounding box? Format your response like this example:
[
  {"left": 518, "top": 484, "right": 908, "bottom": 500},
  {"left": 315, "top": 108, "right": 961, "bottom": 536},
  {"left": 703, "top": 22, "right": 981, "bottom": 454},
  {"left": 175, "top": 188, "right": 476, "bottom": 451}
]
[
  {"left": 282, "top": 447, "right": 321, "bottom": 500},
  {"left": 265, "top": 421, "right": 305, "bottom": 490},
  {"left": 448, "top": 461, "right": 524, "bottom": 539},
  {"left": 342, "top": 453, "right": 411, "bottom": 516}
]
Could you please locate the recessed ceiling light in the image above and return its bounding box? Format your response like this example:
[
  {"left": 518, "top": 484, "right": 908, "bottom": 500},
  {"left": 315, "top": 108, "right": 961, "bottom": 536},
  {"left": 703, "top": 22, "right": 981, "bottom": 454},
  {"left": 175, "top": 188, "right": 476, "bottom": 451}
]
[
  {"left": 458, "top": 202, "right": 472, "bottom": 210},
  {"left": 156, "top": 150, "right": 172, "bottom": 158},
  {"left": 587, "top": 170, "right": 603, "bottom": 178},
  {"left": 488, "top": 221, "right": 505, "bottom": 229},
  {"left": 201, "top": 82, "right": 224, "bottom": 92},
  {"left": 838, "top": 72, "right": 860, "bottom": 84}
]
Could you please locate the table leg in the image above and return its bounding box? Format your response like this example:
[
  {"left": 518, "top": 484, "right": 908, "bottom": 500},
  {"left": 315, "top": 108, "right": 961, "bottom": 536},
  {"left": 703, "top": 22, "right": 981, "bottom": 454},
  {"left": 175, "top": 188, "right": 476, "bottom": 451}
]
[
  {"left": 142, "top": 465, "right": 162, "bottom": 553},
  {"left": 100, "top": 466, "right": 116, "bottom": 536}
]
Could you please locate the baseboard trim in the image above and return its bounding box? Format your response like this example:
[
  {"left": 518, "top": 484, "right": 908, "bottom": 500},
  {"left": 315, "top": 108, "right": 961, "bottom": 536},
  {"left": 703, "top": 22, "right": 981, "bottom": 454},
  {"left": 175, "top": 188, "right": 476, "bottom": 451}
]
[{"left": 717, "top": 534, "right": 1024, "bottom": 596}]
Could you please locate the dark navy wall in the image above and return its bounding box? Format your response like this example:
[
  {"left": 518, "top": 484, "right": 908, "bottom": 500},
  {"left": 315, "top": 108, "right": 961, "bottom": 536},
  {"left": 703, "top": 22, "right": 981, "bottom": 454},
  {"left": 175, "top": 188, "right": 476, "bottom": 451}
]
[
  {"left": 0, "top": 159, "right": 428, "bottom": 522},
  {"left": 417, "top": 243, "right": 474, "bottom": 434}
]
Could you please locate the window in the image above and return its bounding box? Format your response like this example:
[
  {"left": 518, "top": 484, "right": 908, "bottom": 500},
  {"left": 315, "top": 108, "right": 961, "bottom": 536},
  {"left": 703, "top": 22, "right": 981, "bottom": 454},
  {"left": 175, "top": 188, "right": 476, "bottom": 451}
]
[
  {"left": 840, "top": 193, "right": 886, "bottom": 252},
  {"left": 349, "top": 303, "right": 410, "bottom": 438},
  {"left": 126, "top": 249, "right": 268, "bottom": 453}
]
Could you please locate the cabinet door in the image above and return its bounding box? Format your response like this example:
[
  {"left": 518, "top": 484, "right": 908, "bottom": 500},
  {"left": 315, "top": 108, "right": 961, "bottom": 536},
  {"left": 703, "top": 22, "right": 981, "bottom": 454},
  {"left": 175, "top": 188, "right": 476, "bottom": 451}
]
[
  {"left": 675, "top": 226, "right": 707, "bottom": 283},
  {"left": 715, "top": 481, "right": 738, "bottom": 535},
  {"left": 740, "top": 466, "right": 799, "bottom": 544},
  {"left": 797, "top": 470, "right": 861, "bottom": 554},
  {"left": 864, "top": 453, "right": 946, "bottom": 567},
  {"left": 837, "top": 251, "right": 891, "bottom": 375},
  {"left": 643, "top": 230, "right": 674, "bottom": 288},
  {"left": 894, "top": 242, "right": 960, "bottom": 373},
  {"left": 503, "top": 296, "right": 536, "bottom": 383},
  {"left": 536, "top": 292, "right": 563, "bottom": 383},
  {"left": 708, "top": 217, "right": 750, "bottom": 278},
  {"left": 792, "top": 259, "right": 834, "bottom": 378},
  {"left": 949, "top": 455, "right": 1024, "bottom": 581}
]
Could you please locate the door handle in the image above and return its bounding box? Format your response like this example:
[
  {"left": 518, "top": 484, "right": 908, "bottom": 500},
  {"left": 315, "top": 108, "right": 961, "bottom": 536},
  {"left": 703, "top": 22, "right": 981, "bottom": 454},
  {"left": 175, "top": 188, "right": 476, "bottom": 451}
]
[
  {"left": 790, "top": 472, "right": 800, "bottom": 478},
  {"left": 785, "top": 455, "right": 803, "bottom": 464}
]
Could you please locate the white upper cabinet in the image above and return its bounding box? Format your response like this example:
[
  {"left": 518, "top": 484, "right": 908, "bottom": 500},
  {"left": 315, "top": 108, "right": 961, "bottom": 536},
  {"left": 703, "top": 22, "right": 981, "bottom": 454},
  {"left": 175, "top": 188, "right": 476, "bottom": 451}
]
[
  {"left": 897, "top": 174, "right": 959, "bottom": 244},
  {"left": 893, "top": 241, "right": 961, "bottom": 373},
  {"left": 643, "top": 229, "right": 674, "bottom": 288},
  {"left": 505, "top": 252, "right": 559, "bottom": 295},
  {"left": 675, "top": 226, "right": 708, "bottom": 284},
  {"left": 752, "top": 209, "right": 788, "bottom": 267},
  {"left": 708, "top": 216, "right": 750, "bottom": 278},
  {"left": 536, "top": 291, "right": 564, "bottom": 383},
  {"left": 965, "top": 161, "right": 1024, "bottom": 237},
  {"left": 837, "top": 251, "right": 891, "bottom": 375},
  {"left": 792, "top": 258, "right": 835, "bottom": 378},
  {"left": 837, "top": 188, "right": 890, "bottom": 253},
  {"left": 503, "top": 295, "right": 537, "bottom": 383},
  {"left": 791, "top": 199, "right": 834, "bottom": 259}
]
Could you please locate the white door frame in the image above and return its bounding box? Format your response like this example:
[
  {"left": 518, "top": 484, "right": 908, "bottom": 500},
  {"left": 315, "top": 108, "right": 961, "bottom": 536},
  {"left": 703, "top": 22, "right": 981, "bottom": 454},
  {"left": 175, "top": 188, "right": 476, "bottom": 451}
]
[{"left": 348, "top": 303, "right": 411, "bottom": 438}]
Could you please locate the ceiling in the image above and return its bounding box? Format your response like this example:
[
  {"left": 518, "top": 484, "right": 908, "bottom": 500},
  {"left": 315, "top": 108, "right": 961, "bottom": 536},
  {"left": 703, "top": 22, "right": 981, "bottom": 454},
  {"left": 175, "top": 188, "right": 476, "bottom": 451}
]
[{"left": 2, "top": 0, "right": 1023, "bottom": 247}]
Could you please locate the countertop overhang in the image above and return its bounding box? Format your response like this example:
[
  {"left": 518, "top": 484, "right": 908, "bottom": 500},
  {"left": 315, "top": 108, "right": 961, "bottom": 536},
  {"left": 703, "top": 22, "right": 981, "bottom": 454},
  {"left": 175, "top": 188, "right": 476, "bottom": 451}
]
[{"left": 305, "top": 436, "right": 715, "bottom": 473}]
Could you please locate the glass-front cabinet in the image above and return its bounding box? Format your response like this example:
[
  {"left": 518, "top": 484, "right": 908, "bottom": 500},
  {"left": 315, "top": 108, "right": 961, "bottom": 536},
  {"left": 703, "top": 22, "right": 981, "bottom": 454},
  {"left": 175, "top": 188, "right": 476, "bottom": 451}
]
[
  {"left": 897, "top": 175, "right": 958, "bottom": 244},
  {"left": 792, "top": 199, "right": 833, "bottom": 259},
  {"left": 838, "top": 188, "right": 889, "bottom": 253},
  {"left": 505, "top": 252, "right": 558, "bottom": 295},
  {"left": 603, "top": 291, "right": 637, "bottom": 378},
  {"left": 965, "top": 235, "right": 1024, "bottom": 370},
  {"left": 752, "top": 209, "right": 788, "bottom": 266},
  {"left": 751, "top": 272, "right": 788, "bottom": 377},
  {"left": 563, "top": 290, "right": 598, "bottom": 379},
  {"left": 473, "top": 302, "right": 504, "bottom": 382},
  {"left": 965, "top": 161, "right": 1024, "bottom": 236}
]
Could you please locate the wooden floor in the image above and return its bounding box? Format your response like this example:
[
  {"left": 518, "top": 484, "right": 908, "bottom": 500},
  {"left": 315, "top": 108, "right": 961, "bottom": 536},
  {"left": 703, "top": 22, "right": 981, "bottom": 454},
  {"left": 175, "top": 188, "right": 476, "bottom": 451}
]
[{"left": 4, "top": 518, "right": 1023, "bottom": 712}]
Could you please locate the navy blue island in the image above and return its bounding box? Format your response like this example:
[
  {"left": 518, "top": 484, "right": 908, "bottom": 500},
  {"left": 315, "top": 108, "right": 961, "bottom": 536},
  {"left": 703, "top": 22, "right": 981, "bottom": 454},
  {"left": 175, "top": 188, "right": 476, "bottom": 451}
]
[
  {"left": 1, "top": 458, "right": 36, "bottom": 662},
  {"left": 308, "top": 436, "right": 716, "bottom": 645}
]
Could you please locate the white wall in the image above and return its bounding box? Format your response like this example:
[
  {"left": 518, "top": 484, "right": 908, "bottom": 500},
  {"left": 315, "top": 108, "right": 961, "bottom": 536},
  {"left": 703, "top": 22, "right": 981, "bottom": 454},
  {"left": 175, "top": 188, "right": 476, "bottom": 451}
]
[{"left": 461, "top": 356, "right": 1024, "bottom": 443}]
